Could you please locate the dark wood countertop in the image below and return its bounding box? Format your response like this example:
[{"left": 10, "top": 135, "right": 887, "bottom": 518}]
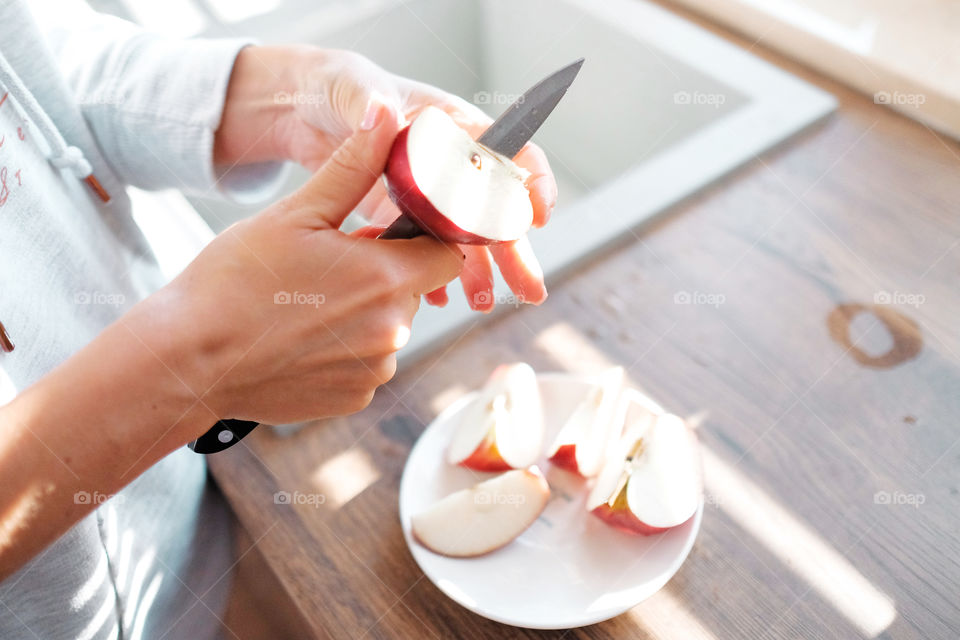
[{"left": 210, "top": 4, "right": 960, "bottom": 638}]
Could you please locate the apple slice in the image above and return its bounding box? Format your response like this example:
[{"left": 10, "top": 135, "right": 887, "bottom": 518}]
[
  {"left": 588, "top": 412, "right": 701, "bottom": 535},
  {"left": 547, "top": 367, "right": 625, "bottom": 477},
  {"left": 383, "top": 106, "right": 533, "bottom": 245},
  {"left": 411, "top": 467, "right": 550, "bottom": 557},
  {"left": 446, "top": 362, "right": 544, "bottom": 471}
]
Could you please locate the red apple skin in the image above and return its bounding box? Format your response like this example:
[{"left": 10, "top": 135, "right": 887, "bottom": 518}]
[
  {"left": 457, "top": 432, "right": 513, "bottom": 472},
  {"left": 590, "top": 503, "right": 675, "bottom": 536},
  {"left": 590, "top": 422, "right": 703, "bottom": 536},
  {"left": 384, "top": 125, "right": 512, "bottom": 246},
  {"left": 548, "top": 443, "right": 581, "bottom": 474}
]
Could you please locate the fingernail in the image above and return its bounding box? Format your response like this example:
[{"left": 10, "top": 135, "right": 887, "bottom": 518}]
[
  {"left": 526, "top": 283, "right": 548, "bottom": 305},
  {"left": 361, "top": 96, "right": 385, "bottom": 131},
  {"left": 531, "top": 176, "right": 557, "bottom": 227},
  {"left": 541, "top": 206, "right": 554, "bottom": 228},
  {"left": 546, "top": 182, "right": 558, "bottom": 210}
]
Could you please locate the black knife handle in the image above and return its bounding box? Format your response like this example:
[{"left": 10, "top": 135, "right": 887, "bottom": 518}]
[
  {"left": 189, "top": 419, "right": 260, "bottom": 454},
  {"left": 377, "top": 213, "right": 425, "bottom": 240}
]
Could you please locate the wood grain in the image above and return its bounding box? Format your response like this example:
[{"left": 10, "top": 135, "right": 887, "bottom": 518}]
[{"left": 210, "top": 4, "right": 960, "bottom": 638}]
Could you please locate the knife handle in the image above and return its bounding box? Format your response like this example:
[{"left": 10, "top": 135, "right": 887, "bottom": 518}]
[
  {"left": 189, "top": 419, "right": 260, "bottom": 454},
  {"left": 377, "top": 213, "right": 425, "bottom": 240}
]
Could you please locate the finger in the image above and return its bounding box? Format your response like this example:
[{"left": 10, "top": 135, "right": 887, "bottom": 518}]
[
  {"left": 424, "top": 286, "right": 448, "bottom": 307},
  {"left": 312, "top": 299, "right": 419, "bottom": 362},
  {"left": 283, "top": 98, "right": 400, "bottom": 229},
  {"left": 349, "top": 225, "right": 388, "bottom": 239},
  {"left": 343, "top": 85, "right": 405, "bottom": 134},
  {"left": 356, "top": 179, "right": 402, "bottom": 225},
  {"left": 376, "top": 235, "right": 465, "bottom": 295},
  {"left": 488, "top": 235, "right": 547, "bottom": 305},
  {"left": 460, "top": 245, "right": 495, "bottom": 312},
  {"left": 514, "top": 143, "right": 557, "bottom": 228},
  {"left": 405, "top": 83, "right": 493, "bottom": 126}
]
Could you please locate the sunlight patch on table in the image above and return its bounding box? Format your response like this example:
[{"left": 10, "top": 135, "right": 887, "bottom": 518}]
[
  {"left": 430, "top": 383, "right": 469, "bottom": 414},
  {"left": 534, "top": 321, "right": 618, "bottom": 372},
  {"left": 702, "top": 447, "right": 896, "bottom": 636},
  {"left": 626, "top": 588, "right": 719, "bottom": 640},
  {"left": 311, "top": 447, "right": 381, "bottom": 509}
]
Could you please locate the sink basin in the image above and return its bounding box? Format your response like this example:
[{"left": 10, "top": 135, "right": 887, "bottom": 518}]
[{"left": 103, "top": 0, "right": 836, "bottom": 363}]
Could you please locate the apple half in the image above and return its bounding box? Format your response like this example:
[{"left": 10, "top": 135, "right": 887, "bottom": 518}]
[
  {"left": 411, "top": 467, "right": 550, "bottom": 557},
  {"left": 587, "top": 413, "right": 701, "bottom": 535},
  {"left": 383, "top": 106, "right": 534, "bottom": 244},
  {"left": 446, "top": 362, "right": 544, "bottom": 472},
  {"left": 547, "top": 367, "right": 625, "bottom": 477}
]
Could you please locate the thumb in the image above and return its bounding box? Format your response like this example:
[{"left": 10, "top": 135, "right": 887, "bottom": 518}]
[{"left": 283, "top": 97, "right": 400, "bottom": 229}]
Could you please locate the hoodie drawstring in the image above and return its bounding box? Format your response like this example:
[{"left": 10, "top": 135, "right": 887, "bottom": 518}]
[{"left": 0, "top": 50, "right": 109, "bottom": 202}]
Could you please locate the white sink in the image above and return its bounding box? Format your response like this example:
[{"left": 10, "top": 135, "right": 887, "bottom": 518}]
[{"left": 100, "top": 0, "right": 836, "bottom": 364}]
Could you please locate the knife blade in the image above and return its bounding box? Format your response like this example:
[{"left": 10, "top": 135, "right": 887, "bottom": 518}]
[
  {"left": 189, "top": 59, "right": 584, "bottom": 455},
  {"left": 378, "top": 58, "right": 584, "bottom": 240},
  {"left": 477, "top": 58, "right": 584, "bottom": 159}
]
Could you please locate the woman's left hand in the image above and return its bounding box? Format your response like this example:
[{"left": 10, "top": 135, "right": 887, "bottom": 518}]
[{"left": 216, "top": 47, "right": 557, "bottom": 311}]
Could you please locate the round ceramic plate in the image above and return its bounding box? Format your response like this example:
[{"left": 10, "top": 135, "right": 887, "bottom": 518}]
[{"left": 398, "top": 372, "right": 703, "bottom": 629}]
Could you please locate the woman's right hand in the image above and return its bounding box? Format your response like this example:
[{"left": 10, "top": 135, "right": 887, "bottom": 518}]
[
  {"left": 0, "top": 98, "right": 462, "bottom": 580},
  {"left": 133, "top": 98, "right": 463, "bottom": 433}
]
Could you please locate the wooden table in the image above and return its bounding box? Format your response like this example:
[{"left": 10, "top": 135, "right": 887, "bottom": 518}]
[{"left": 210, "top": 4, "right": 960, "bottom": 638}]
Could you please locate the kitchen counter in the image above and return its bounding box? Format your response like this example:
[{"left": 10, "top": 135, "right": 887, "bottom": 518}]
[{"left": 208, "top": 4, "right": 960, "bottom": 638}]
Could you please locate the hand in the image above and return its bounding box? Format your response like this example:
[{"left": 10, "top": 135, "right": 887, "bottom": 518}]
[
  {"left": 0, "top": 100, "right": 458, "bottom": 580},
  {"left": 172, "top": 99, "right": 462, "bottom": 427},
  {"left": 215, "top": 47, "right": 556, "bottom": 312}
]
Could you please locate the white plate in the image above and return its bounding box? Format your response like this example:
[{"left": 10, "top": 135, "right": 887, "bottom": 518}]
[{"left": 399, "top": 372, "right": 703, "bottom": 629}]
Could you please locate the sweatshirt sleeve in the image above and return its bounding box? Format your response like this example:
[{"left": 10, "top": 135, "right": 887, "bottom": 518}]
[{"left": 32, "top": 0, "right": 287, "bottom": 203}]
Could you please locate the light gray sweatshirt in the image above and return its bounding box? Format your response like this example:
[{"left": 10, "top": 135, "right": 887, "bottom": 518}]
[{"left": 0, "top": 1, "right": 284, "bottom": 638}]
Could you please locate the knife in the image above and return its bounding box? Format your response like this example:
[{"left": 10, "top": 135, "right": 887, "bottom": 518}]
[
  {"left": 189, "top": 58, "right": 584, "bottom": 455},
  {"left": 379, "top": 57, "right": 584, "bottom": 240}
]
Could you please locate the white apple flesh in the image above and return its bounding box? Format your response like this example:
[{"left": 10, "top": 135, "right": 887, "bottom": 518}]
[
  {"left": 446, "top": 362, "right": 544, "bottom": 471},
  {"left": 383, "top": 106, "right": 533, "bottom": 245},
  {"left": 411, "top": 467, "right": 550, "bottom": 557},
  {"left": 547, "top": 367, "right": 625, "bottom": 477},
  {"left": 587, "top": 413, "right": 701, "bottom": 535}
]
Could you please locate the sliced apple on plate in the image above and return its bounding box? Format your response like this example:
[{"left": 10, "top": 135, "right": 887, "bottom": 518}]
[
  {"left": 447, "top": 362, "right": 544, "bottom": 471},
  {"left": 383, "top": 105, "right": 533, "bottom": 245},
  {"left": 411, "top": 467, "right": 550, "bottom": 557},
  {"left": 547, "top": 367, "right": 625, "bottom": 477},
  {"left": 588, "top": 412, "right": 701, "bottom": 535}
]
